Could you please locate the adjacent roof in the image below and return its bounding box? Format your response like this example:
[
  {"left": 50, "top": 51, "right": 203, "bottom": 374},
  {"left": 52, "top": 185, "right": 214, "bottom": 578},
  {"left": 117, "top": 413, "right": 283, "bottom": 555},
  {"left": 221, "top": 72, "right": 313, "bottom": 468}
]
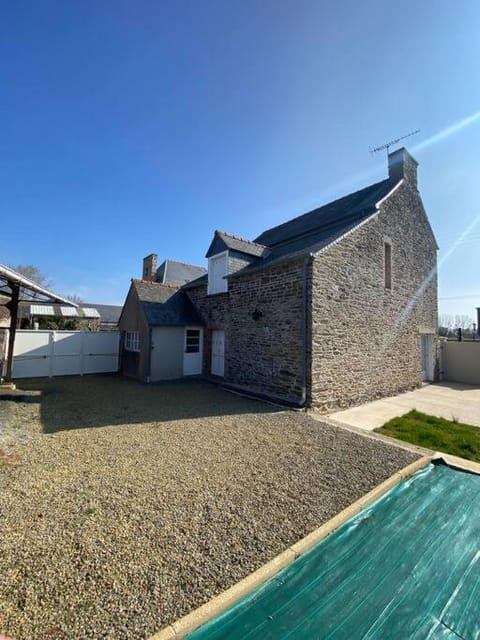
[
  {"left": 83, "top": 303, "right": 122, "bottom": 324},
  {"left": 156, "top": 259, "right": 207, "bottom": 286},
  {"left": 181, "top": 273, "right": 209, "bottom": 290},
  {"left": 132, "top": 280, "right": 203, "bottom": 326},
  {"left": 206, "top": 230, "right": 268, "bottom": 259},
  {"left": 0, "top": 263, "right": 78, "bottom": 306},
  {"left": 18, "top": 302, "right": 108, "bottom": 320}
]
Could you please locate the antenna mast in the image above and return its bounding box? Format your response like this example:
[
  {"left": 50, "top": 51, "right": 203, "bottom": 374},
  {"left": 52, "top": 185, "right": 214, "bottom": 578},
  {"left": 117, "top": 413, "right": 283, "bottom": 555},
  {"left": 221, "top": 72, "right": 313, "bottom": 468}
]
[{"left": 370, "top": 129, "right": 420, "bottom": 155}]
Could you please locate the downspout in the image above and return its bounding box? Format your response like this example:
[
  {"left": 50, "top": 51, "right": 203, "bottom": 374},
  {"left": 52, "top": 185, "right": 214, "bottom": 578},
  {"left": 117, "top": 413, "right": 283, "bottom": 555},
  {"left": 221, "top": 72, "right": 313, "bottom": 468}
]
[
  {"left": 300, "top": 254, "right": 313, "bottom": 407},
  {"left": 146, "top": 326, "right": 152, "bottom": 383}
]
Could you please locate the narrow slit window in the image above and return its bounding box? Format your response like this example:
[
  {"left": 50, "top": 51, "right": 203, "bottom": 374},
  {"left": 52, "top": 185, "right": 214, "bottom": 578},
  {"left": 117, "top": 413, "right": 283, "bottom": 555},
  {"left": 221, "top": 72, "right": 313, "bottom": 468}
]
[{"left": 384, "top": 242, "right": 392, "bottom": 290}]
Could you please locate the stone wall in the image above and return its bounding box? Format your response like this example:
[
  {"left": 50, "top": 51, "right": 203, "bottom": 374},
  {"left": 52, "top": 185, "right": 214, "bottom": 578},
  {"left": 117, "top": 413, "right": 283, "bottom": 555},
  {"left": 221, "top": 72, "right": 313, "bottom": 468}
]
[
  {"left": 0, "top": 328, "right": 8, "bottom": 378},
  {"left": 186, "top": 259, "right": 308, "bottom": 403},
  {"left": 310, "top": 180, "right": 438, "bottom": 410}
]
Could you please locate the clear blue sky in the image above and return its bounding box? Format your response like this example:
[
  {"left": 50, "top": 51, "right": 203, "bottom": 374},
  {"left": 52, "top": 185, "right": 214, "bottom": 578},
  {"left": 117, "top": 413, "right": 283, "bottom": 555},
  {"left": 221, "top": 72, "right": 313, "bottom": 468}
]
[{"left": 1, "top": 0, "right": 479, "bottom": 319}]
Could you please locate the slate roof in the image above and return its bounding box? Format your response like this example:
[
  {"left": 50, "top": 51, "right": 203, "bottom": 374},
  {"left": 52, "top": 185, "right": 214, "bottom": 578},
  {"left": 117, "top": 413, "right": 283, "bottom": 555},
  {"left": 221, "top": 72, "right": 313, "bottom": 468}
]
[
  {"left": 224, "top": 178, "right": 396, "bottom": 276},
  {"left": 181, "top": 273, "right": 209, "bottom": 290},
  {"left": 83, "top": 304, "right": 122, "bottom": 325},
  {"left": 183, "top": 178, "right": 400, "bottom": 287},
  {"left": 206, "top": 230, "right": 268, "bottom": 258},
  {"left": 256, "top": 179, "right": 394, "bottom": 247},
  {"left": 133, "top": 280, "right": 203, "bottom": 326},
  {"left": 156, "top": 259, "right": 206, "bottom": 286}
]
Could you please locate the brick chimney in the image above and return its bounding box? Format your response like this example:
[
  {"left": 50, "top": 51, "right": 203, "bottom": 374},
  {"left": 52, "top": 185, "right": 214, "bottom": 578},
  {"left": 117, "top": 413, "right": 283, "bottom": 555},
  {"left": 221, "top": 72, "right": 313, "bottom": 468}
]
[
  {"left": 388, "top": 147, "right": 418, "bottom": 189},
  {"left": 142, "top": 253, "right": 157, "bottom": 281}
]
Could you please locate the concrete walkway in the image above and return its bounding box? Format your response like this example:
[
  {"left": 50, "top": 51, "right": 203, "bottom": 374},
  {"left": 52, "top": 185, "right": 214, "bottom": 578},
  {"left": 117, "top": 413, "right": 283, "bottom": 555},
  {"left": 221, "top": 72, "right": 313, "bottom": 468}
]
[{"left": 329, "top": 382, "right": 480, "bottom": 431}]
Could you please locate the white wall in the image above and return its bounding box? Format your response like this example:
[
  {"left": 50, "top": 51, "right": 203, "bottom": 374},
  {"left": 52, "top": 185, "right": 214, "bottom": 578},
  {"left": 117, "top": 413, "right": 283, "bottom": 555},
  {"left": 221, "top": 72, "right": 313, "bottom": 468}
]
[{"left": 441, "top": 340, "right": 480, "bottom": 385}]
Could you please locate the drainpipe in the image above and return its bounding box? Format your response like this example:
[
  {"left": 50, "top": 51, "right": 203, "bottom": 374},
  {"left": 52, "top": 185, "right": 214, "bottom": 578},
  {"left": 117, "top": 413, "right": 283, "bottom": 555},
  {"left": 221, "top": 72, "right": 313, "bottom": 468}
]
[{"left": 300, "top": 254, "right": 313, "bottom": 407}]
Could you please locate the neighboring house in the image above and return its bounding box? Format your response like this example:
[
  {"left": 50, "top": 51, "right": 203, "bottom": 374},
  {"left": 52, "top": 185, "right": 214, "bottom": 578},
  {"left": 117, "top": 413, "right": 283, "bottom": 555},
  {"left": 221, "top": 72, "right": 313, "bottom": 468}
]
[
  {"left": 82, "top": 304, "right": 122, "bottom": 331},
  {"left": 120, "top": 148, "right": 438, "bottom": 410},
  {"left": 142, "top": 257, "right": 207, "bottom": 286},
  {"left": 17, "top": 302, "right": 122, "bottom": 331}
]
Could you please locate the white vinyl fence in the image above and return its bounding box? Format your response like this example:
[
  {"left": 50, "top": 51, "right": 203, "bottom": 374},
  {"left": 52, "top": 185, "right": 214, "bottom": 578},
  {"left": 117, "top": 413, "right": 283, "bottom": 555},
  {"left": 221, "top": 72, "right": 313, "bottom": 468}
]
[
  {"left": 11, "top": 330, "right": 120, "bottom": 379},
  {"left": 440, "top": 340, "right": 480, "bottom": 386}
]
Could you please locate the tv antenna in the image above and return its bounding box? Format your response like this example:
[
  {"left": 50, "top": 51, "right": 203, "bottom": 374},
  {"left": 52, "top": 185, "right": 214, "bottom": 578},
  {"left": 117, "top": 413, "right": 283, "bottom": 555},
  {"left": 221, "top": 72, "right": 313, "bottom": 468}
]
[{"left": 370, "top": 129, "right": 420, "bottom": 155}]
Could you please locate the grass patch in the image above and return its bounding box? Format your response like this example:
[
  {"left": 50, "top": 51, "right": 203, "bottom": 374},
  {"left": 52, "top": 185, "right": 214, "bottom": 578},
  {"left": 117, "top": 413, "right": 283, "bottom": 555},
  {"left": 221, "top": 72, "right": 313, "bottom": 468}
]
[{"left": 376, "top": 410, "right": 480, "bottom": 462}]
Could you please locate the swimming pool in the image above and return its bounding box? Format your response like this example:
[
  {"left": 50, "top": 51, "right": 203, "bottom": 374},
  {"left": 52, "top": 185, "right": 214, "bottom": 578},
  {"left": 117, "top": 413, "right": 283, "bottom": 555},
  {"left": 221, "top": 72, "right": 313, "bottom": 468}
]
[{"left": 186, "top": 461, "right": 480, "bottom": 639}]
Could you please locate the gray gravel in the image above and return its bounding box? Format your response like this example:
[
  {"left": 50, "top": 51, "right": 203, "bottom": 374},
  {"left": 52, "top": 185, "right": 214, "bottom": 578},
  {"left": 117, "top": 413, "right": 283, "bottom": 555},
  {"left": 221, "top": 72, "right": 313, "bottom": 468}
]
[{"left": 0, "top": 376, "right": 419, "bottom": 640}]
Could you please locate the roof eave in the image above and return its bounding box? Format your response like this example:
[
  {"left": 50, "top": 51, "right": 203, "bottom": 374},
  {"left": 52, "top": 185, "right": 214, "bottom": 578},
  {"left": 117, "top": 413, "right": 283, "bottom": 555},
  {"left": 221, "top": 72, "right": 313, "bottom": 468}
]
[{"left": 0, "top": 264, "right": 78, "bottom": 307}]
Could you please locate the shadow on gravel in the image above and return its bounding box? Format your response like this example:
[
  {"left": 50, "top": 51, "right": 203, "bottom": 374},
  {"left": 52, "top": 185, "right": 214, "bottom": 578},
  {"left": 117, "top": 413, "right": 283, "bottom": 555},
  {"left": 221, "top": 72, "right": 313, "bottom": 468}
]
[{"left": 17, "top": 375, "right": 282, "bottom": 433}]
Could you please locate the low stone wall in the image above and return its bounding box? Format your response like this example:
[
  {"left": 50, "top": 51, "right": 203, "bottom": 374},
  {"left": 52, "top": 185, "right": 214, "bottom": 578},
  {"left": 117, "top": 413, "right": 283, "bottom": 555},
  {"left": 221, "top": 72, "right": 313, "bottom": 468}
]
[{"left": 441, "top": 340, "right": 480, "bottom": 385}]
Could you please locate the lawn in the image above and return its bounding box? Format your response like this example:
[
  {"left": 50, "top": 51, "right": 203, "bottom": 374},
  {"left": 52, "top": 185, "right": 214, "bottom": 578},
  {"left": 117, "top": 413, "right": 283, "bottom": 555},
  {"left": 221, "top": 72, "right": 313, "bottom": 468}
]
[{"left": 376, "top": 410, "right": 480, "bottom": 462}]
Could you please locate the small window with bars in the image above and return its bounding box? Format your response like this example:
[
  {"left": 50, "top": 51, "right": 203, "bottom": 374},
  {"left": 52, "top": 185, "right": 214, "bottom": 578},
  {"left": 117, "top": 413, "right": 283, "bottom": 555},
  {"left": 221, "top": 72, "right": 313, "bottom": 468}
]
[
  {"left": 185, "top": 329, "right": 201, "bottom": 353},
  {"left": 125, "top": 331, "right": 140, "bottom": 352}
]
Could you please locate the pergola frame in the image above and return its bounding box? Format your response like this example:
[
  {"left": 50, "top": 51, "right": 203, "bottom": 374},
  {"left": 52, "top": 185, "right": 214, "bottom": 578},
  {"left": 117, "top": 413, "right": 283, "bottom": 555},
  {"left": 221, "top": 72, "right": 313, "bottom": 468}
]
[{"left": 0, "top": 264, "right": 78, "bottom": 381}]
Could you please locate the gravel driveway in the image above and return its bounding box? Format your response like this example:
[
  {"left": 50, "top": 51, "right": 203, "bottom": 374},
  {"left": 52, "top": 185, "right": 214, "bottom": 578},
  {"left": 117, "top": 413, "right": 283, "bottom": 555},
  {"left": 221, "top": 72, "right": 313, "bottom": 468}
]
[{"left": 0, "top": 376, "right": 419, "bottom": 640}]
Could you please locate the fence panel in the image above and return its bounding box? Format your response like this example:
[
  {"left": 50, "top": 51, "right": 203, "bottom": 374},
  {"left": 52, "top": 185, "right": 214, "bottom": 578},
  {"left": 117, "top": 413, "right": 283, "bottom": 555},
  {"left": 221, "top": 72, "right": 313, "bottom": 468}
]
[
  {"left": 441, "top": 340, "right": 480, "bottom": 385},
  {"left": 12, "top": 330, "right": 119, "bottom": 379}
]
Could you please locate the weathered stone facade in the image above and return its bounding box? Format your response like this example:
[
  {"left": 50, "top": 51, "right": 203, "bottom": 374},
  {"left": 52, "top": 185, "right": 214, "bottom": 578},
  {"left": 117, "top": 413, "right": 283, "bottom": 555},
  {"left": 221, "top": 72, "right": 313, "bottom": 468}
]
[
  {"left": 310, "top": 179, "right": 437, "bottom": 410},
  {"left": 186, "top": 159, "right": 437, "bottom": 409},
  {"left": 125, "top": 149, "right": 438, "bottom": 408},
  {"left": 186, "top": 259, "right": 308, "bottom": 403}
]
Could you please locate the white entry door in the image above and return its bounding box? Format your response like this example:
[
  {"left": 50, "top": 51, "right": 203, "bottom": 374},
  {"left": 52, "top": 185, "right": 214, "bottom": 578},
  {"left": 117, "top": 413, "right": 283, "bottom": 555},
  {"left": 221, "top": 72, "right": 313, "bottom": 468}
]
[
  {"left": 183, "top": 328, "right": 203, "bottom": 375},
  {"left": 211, "top": 330, "right": 224, "bottom": 377}
]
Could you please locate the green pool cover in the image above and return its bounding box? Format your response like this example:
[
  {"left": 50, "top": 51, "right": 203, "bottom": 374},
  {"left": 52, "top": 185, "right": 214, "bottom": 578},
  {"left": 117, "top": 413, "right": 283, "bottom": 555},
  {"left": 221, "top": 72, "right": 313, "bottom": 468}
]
[{"left": 187, "top": 461, "right": 480, "bottom": 639}]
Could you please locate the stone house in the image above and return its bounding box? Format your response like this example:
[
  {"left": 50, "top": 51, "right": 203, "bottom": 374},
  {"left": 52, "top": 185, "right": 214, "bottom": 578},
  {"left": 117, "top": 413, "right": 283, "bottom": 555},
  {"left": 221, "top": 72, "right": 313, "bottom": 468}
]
[{"left": 119, "top": 148, "right": 438, "bottom": 410}]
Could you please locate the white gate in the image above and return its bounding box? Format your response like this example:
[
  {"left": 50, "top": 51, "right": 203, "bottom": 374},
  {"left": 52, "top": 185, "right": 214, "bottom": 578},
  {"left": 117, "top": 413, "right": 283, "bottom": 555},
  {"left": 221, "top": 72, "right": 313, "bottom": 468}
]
[{"left": 12, "top": 330, "right": 120, "bottom": 379}]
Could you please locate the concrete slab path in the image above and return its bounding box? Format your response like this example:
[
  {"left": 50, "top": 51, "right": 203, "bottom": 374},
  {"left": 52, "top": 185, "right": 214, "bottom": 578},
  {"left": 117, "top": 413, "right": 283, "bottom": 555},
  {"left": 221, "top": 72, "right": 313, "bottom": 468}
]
[{"left": 329, "top": 382, "right": 480, "bottom": 431}]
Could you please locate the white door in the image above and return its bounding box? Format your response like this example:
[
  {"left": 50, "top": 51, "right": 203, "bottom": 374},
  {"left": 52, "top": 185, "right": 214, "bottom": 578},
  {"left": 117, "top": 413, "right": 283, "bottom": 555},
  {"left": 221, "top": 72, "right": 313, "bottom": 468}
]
[
  {"left": 211, "top": 330, "right": 224, "bottom": 377},
  {"left": 183, "top": 328, "right": 203, "bottom": 375},
  {"left": 420, "top": 334, "right": 433, "bottom": 382}
]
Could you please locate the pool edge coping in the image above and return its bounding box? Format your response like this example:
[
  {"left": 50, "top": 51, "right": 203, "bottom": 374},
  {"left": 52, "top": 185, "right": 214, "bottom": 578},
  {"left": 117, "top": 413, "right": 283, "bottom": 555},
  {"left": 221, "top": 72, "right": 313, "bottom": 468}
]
[{"left": 149, "top": 454, "right": 450, "bottom": 640}]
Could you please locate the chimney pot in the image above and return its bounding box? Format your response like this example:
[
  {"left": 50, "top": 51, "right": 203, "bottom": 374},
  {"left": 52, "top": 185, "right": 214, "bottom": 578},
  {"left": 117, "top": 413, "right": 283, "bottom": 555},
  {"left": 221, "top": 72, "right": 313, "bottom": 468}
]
[{"left": 388, "top": 147, "right": 418, "bottom": 189}]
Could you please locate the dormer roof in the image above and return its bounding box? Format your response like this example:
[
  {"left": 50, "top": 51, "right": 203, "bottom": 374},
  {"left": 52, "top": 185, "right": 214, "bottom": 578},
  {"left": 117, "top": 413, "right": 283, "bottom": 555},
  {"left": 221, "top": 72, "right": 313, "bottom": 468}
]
[{"left": 205, "top": 230, "right": 268, "bottom": 258}]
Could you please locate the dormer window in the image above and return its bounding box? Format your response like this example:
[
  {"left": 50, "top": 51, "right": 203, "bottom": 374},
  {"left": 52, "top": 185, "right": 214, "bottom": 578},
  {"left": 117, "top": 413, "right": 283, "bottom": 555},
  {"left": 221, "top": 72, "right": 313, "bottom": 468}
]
[{"left": 208, "top": 251, "right": 228, "bottom": 295}]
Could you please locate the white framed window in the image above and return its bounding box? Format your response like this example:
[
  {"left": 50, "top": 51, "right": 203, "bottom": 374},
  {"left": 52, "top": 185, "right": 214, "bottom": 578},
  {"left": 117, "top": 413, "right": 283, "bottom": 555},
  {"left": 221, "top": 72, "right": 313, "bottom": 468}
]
[
  {"left": 208, "top": 251, "right": 228, "bottom": 295},
  {"left": 125, "top": 331, "right": 140, "bottom": 352},
  {"left": 185, "top": 328, "right": 201, "bottom": 353}
]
